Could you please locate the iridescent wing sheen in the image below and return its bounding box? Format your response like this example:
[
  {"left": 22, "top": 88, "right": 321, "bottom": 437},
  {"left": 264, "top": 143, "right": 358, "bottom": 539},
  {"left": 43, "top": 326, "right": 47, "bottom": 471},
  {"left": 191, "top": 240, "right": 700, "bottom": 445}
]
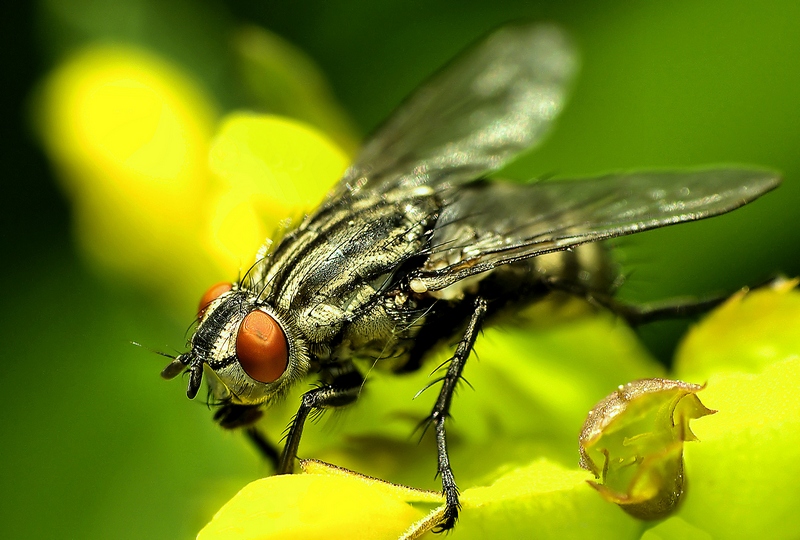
[
  {"left": 417, "top": 169, "right": 780, "bottom": 291},
  {"left": 329, "top": 23, "right": 578, "bottom": 199}
]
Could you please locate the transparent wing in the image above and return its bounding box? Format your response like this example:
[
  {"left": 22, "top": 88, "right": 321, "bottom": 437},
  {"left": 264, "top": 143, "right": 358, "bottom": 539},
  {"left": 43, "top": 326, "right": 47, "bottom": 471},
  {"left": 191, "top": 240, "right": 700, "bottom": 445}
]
[
  {"left": 417, "top": 168, "right": 780, "bottom": 291},
  {"left": 330, "top": 23, "right": 578, "bottom": 199}
]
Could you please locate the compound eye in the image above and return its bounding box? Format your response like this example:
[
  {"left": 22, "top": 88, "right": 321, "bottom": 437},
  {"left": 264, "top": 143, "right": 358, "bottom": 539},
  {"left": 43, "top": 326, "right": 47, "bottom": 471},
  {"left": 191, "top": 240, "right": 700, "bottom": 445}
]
[
  {"left": 236, "top": 310, "right": 289, "bottom": 383},
  {"left": 198, "top": 282, "right": 232, "bottom": 318}
]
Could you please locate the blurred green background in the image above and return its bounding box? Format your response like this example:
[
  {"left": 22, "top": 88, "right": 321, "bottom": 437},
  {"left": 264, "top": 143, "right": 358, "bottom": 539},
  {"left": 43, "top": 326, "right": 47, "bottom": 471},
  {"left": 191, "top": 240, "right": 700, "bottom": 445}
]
[{"left": 3, "top": 1, "right": 800, "bottom": 538}]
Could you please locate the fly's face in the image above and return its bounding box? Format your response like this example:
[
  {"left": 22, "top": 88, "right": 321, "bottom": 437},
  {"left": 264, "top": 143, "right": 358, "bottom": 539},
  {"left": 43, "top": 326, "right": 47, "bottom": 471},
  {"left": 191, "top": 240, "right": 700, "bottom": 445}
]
[{"left": 161, "top": 282, "right": 310, "bottom": 405}]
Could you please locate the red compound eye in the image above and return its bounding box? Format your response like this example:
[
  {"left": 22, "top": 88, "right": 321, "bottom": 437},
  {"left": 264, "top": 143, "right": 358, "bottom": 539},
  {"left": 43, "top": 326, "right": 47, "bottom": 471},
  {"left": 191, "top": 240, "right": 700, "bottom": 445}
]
[
  {"left": 198, "top": 282, "right": 232, "bottom": 318},
  {"left": 236, "top": 310, "right": 289, "bottom": 383}
]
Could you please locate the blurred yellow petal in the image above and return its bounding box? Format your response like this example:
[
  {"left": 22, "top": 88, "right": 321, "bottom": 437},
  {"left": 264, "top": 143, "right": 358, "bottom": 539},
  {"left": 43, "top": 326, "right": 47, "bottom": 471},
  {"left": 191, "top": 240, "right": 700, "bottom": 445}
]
[
  {"left": 34, "top": 46, "right": 351, "bottom": 310},
  {"left": 34, "top": 45, "right": 220, "bottom": 307},
  {"left": 206, "top": 113, "right": 349, "bottom": 272}
]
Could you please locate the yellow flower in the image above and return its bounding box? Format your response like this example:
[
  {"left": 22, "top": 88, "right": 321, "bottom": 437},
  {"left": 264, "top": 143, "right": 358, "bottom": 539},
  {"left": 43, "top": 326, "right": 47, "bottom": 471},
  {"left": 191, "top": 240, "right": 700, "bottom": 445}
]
[{"left": 32, "top": 38, "right": 800, "bottom": 540}]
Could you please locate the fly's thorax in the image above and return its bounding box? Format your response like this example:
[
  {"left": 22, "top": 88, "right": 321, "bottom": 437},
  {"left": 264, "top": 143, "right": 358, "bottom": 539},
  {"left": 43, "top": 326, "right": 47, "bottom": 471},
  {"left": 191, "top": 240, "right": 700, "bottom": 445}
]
[
  {"left": 296, "top": 303, "right": 345, "bottom": 343},
  {"left": 254, "top": 190, "right": 440, "bottom": 306},
  {"left": 190, "top": 287, "right": 310, "bottom": 406},
  {"left": 256, "top": 192, "right": 435, "bottom": 302}
]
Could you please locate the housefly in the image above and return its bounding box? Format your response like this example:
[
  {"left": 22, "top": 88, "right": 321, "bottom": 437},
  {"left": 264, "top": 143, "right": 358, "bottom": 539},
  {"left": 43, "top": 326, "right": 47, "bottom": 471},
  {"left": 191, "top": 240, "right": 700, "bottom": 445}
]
[{"left": 161, "top": 23, "right": 779, "bottom": 530}]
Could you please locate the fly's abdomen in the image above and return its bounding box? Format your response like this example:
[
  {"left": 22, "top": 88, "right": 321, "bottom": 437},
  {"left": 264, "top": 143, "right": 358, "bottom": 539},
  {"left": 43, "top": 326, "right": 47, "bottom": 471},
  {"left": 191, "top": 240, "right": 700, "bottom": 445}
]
[{"left": 531, "top": 242, "right": 617, "bottom": 295}]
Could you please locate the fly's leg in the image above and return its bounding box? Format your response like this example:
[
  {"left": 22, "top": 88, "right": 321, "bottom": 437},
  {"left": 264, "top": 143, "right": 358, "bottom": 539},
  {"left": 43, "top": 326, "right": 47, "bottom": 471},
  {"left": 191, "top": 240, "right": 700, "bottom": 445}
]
[
  {"left": 426, "top": 297, "right": 488, "bottom": 532},
  {"left": 544, "top": 278, "right": 727, "bottom": 326},
  {"left": 596, "top": 276, "right": 788, "bottom": 325},
  {"left": 214, "top": 404, "right": 280, "bottom": 468},
  {"left": 589, "top": 294, "right": 726, "bottom": 326},
  {"left": 244, "top": 427, "right": 281, "bottom": 467},
  {"left": 277, "top": 367, "right": 363, "bottom": 474}
]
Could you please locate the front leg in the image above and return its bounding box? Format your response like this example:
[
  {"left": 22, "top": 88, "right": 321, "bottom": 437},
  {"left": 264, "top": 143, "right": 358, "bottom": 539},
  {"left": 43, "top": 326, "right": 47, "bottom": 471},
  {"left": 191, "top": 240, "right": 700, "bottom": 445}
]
[
  {"left": 277, "top": 366, "right": 363, "bottom": 474},
  {"left": 429, "top": 297, "right": 488, "bottom": 531}
]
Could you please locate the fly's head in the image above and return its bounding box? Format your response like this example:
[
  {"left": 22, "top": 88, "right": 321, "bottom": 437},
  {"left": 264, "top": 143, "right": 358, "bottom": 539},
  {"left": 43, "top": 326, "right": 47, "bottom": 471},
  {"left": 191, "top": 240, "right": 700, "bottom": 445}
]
[{"left": 161, "top": 282, "right": 309, "bottom": 406}]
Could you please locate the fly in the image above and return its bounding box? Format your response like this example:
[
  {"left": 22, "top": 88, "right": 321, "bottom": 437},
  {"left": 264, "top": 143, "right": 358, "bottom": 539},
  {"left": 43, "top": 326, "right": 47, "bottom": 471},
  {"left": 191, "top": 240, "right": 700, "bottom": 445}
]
[{"left": 161, "top": 23, "right": 780, "bottom": 530}]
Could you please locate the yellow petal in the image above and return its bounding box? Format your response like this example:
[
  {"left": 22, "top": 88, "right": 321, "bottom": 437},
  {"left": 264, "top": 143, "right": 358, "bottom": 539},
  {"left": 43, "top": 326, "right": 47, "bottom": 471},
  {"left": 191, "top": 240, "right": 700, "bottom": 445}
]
[
  {"left": 455, "top": 459, "right": 642, "bottom": 539},
  {"left": 678, "top": 357, "right": 800, "bottom": 539},
  {"left": 197, "top": 460, "right": 439, "bottom": 540},
  {"left": 675, "top": 279, "right": 800, "bottom": 380}
]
